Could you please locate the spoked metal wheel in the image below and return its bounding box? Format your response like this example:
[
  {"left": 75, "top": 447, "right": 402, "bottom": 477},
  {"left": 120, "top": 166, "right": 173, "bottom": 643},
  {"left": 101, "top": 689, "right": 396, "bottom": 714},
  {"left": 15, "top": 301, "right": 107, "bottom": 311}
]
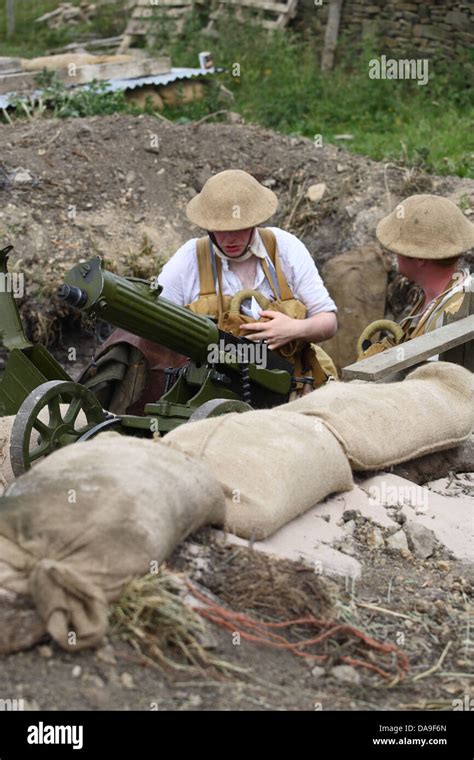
[
  {"left": 10, "top": 380, "right": 108, "bottom": 476},
  {"left": 188, "top": 399, "right": 253, "bottom": 422}
]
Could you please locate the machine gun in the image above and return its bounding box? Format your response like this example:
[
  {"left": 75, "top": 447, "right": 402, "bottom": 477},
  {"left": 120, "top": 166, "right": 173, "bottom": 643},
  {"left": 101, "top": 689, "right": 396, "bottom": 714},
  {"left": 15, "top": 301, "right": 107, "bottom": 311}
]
[{"left": 0, "top": 251, "right": 296, "bottom": 476}]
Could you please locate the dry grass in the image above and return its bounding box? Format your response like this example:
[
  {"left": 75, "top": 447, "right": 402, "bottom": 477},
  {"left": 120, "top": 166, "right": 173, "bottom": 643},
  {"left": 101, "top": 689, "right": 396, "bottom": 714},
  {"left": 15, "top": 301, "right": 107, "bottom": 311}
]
[{"left": 109, "top": 568, "right": 244, "bottom": 676}]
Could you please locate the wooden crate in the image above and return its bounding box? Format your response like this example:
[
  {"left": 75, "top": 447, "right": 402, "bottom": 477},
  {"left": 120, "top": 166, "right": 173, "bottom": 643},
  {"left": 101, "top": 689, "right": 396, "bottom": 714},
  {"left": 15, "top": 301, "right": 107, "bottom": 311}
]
[
  {"left": 120, "top": 0, "right": 194, "bottom": 49},
  {"left": 208, "top": 0, "right": 298, "bottom": 32}
]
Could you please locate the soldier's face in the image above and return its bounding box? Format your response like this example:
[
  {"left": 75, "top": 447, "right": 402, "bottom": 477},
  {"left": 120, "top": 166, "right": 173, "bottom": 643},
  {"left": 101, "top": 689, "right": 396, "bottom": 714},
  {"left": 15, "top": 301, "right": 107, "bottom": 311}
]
[
  {"left": 213, "top": 228, "right": 254, "bottom": 256},
  {"left": 397, "top": 254, "right": 423, "bottom": 282}
]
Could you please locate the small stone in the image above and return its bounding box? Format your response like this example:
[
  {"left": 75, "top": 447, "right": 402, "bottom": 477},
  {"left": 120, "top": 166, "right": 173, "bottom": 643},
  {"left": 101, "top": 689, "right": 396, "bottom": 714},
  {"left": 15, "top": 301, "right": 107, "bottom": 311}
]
[
  {"left": 38, "top": 645, "right": 53, "bottom": 659},
  {"left": 367, "top": 527, "right": 384, "bottom": 549},
  {"left": 126, "top": 170, "right": 136, "bottom": 185},
  {"left": 394, "top": 511, "right": 407, "bottom": 525},
  {"left": 437, "top": 560, "right": 450, "bottom": 572},
  {"left": 72, "top": 665, "right": 82, "bottom": 678},
  {"left": 226, "top": 111, "right": 244, "bottom": 124},
  {"left": 343, "top": 520, "right": 356, "bottom": 535},
  {"left": 77, "top": 124, "right": 93, "bottom": 138},
  {"left": 343, "top": 509, "right": 359, "bottom": 522},
  {"left": 310, "top": 666, "right": 326, "bottom": 681},
  {"left": 306, "top": 183, "right": 327, "bottom": 202},
  {"left": 331, "top": 665, "right": 361, "bottom": 685},
  {"left": 10, "top": 167, "right": 33, "bottom": 183},
  {"left": 187, "top": 694, "right": 202, "bottom": 708},
  {"left": 386, "top": 530, "right": 409, "bottom": 552},
  {"left": 120, "top": 672, "right": 135, "bottom": 689},
  {"left": 95, "top": 644, "right": 117, "bottom": 666},
  {"left": 336, "top": 163, "right": 346, "bottom": 173},
  {"left": 196, "top": 629, "right": 219, "bottom": 650},
  {"left": 339, "top": 540, "right": 357, "bottom": 556},
  {"left": 405, "top": 523, "right": 436, "bottom": 559},
  {"left": 81, "top": 687, "right": 106, "bottom": 709}
]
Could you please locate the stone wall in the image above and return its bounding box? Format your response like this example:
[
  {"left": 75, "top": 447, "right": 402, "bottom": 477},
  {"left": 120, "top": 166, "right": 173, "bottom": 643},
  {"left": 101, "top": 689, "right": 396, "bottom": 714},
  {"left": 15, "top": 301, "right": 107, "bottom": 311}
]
[{"left": 298, "top": 0, "right": 473, "bottom": 59}]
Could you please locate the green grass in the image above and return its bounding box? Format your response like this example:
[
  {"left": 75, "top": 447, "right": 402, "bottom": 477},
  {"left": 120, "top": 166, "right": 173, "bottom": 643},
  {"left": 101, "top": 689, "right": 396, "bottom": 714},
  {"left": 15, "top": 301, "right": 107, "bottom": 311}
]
[
  {"left": 1, "top": 5, "right": 472, "bottom": 178},
  {"left": 164, "top": 16, "right": 474, "bottom": 178},
  {"left": 0, "top": 0, "right": 127, "bottom": 56}
]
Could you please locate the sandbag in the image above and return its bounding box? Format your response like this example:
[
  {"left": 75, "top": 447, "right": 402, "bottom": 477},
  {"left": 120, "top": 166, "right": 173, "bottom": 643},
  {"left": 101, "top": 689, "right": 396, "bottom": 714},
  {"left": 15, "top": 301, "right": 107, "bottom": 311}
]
[
  {"left": 163, "top": 410, "right": 353, "bottom": 540},
  {"left": 274, "top": 362, "right": 474, "bottom": 470},
  {"left": 320, "top": 244, "right": 390, "bottom": 369},
  {"left": 0, "top": 434, "right": 225, "bottom": 651}
]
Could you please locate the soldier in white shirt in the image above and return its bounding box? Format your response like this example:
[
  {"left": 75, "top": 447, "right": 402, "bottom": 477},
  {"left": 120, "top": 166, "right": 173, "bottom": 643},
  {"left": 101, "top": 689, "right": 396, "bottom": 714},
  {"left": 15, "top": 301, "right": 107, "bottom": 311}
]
[{"left": 158, "top": 169, "right": 338, "bottom": 390}]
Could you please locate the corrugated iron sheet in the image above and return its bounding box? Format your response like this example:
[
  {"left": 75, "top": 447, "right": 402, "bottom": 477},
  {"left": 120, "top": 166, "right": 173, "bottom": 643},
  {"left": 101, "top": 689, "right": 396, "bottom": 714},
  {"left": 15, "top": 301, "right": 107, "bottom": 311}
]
[{"left": 0, "top": 66, "right": 220, "bottom": 110}]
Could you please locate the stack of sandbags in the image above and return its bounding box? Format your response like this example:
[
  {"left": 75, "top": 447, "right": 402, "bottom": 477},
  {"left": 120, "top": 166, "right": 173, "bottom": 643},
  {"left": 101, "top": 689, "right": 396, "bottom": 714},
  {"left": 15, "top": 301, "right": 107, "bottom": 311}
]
[
  {"left": 0, "top": 434, "right": 225, "bottom": 652},
  {"left": 274, "top": 362, "right": 474, "bottom": 470},
  {"left": 0, "top": 361, "right": 471, "bottom": 654}
]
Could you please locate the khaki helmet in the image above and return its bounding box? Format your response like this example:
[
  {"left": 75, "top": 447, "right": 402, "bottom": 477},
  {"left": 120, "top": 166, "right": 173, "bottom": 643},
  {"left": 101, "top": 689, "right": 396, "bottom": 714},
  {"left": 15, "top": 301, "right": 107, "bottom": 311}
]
[
  {"left": 186, "top": 169, "right": 278, "bottom": 231},
  {"left": 376, "top": 194, "right": 474, "bottom": 259}
]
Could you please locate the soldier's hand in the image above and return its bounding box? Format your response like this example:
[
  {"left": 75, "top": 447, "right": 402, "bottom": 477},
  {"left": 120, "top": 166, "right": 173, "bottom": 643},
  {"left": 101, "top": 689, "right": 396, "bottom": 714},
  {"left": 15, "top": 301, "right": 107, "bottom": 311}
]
[{"left": 240, "top": 310, "right": 300, "bottom": 351}]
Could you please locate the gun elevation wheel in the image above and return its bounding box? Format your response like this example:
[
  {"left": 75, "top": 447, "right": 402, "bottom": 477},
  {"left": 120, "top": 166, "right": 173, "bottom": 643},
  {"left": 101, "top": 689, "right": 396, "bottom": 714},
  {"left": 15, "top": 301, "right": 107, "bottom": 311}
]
[
  {"left": 188, "top": 399, "right": 253, "bottom": 422},
  {"left": 10, "top": 380, "right": 107, "bottom": 476}
]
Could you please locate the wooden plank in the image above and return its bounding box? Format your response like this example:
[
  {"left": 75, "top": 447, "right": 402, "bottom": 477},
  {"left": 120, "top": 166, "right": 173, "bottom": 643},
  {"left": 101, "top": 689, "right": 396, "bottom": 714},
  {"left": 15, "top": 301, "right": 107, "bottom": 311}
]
[
  {"left": 218, "top": 0, "right": 293, "bottom": 10},
  {"left": 0, "top": 71, "right": 38, "bottom": 95},
  {"left": 341, "top": 315, "right": 474, "bottom": 381},
  {"left": 0, "top": 57, "right": 22, "bottom": 73},
  {"left": 48, "top": 37, "right": 125, "bottom": 54},
  {"left": 209, "top": 0, "right": 297, "bottom": 30},
  {"left": 134, "top": 0, "right": 192, "bottom": 4},
  {"left": 6, "top": 0, "right": 15, "bottom": 38},
  {"left": 322, "top": 0, "right": 344, "bottom": 71},
  {"left": 60, "top": 57, "right": 171, "bottom": 85},
  {"left": 440, "top": 290, "right": 474, "bottom": 371},
  {"left": 132, "top": 6, "right": 189, "bottom": 16}
]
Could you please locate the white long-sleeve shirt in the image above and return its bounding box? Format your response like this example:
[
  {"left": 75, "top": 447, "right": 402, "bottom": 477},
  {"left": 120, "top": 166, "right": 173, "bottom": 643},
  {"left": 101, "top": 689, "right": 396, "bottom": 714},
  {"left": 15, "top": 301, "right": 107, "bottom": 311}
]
[{"left": 157, "top": 227, "right": 337, "bottom": 317}]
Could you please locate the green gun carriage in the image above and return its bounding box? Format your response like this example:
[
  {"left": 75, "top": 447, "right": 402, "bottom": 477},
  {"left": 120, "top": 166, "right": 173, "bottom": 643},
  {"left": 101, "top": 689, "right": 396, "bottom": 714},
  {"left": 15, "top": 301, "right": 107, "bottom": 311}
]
[{"left": 0, "top": 246, "right": 298, "bottom": 476}]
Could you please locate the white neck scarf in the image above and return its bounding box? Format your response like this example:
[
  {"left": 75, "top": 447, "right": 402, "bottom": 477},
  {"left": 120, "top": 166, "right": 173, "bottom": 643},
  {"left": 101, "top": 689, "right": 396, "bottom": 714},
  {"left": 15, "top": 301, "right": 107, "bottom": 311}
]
[
  {"left": 211, "top": 228, "right": 261, "bottom": 263},
  {"left": 214, "top": 248, "right": 254, "bottom": 263}
]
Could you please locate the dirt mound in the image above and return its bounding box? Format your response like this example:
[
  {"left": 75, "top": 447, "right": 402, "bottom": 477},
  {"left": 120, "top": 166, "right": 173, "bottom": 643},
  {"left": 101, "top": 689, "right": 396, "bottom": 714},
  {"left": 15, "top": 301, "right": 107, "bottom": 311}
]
[{"left": 0, "top": 113, "right": 472, "bottom": 353}]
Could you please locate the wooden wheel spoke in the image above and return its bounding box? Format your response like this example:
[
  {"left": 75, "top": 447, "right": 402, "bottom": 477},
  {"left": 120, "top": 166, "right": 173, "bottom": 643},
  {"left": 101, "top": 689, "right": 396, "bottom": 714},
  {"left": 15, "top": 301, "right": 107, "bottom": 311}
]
[
  {"left": 47, "top": 395, "right": 63, "bottom": 427},
  {"left": 29, "top": 440, "right": 52, "bottom": 462},
  {"left": 32, "top": 418, "right": 53, "bottom": 439},
  {"left": 62, "top": 397, "right": 84, "bottom": 426}
]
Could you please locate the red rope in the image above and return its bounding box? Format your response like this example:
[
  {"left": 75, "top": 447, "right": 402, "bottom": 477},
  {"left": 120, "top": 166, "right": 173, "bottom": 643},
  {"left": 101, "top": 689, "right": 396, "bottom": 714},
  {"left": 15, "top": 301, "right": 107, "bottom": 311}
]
[{"left": 187, "top": 581, "right": 409, "bottom": 681}]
